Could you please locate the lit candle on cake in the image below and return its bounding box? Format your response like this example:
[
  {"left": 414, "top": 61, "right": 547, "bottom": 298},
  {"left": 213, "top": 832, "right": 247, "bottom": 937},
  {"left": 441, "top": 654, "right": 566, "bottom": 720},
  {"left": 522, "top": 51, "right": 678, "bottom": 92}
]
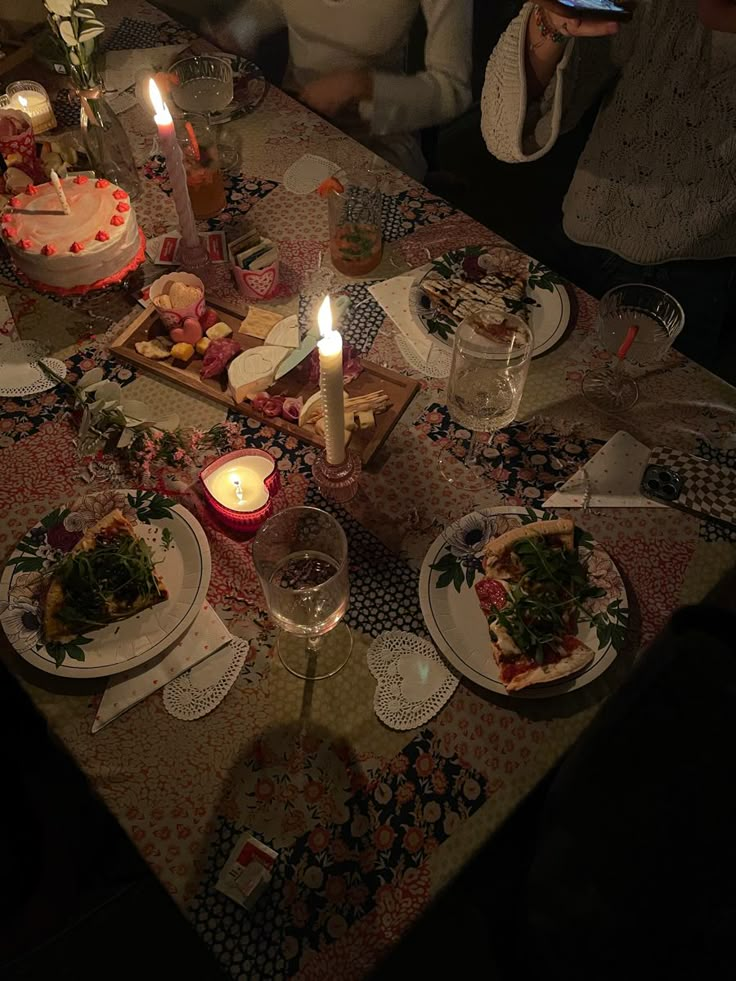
[
  {"left": 148, "top": 78, "right": 203, "bottom": 259},
  {"left": 317, "top": 295, "right": 345, "bottom": 466},
  {"left": 49, "top": 170, "right": 71, "bottom": 215},
  {"left": 6, "top": 82, "right": 56, "bottom": 134}
]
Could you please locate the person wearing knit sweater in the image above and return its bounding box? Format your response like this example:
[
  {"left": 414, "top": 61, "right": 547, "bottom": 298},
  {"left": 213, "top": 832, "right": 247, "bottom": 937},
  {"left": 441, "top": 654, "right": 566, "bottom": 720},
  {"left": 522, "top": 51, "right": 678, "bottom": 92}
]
[
  {"left": 203, "top": 0, "right": 472, "bottom": 180},
  {"left": 481, "top": 0, "right": 736, "bottom": 371}
]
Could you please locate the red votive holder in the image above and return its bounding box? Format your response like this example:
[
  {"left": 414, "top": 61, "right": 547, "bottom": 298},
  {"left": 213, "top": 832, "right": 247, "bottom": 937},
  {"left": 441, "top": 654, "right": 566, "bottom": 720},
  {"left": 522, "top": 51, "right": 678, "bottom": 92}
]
[{"left": 199, "top": 448, "right": 280, "bottom": 534}]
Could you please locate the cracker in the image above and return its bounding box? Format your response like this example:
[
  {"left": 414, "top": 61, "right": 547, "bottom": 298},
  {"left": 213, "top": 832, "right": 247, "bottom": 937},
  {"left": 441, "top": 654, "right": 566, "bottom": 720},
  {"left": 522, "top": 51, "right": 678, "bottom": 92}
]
[
  {"left": 238, "top": 307, "right": 284, "bottom": 340},
  {"left": 169, "top": 282, "right": 203, "bottom": 309},
  {"left": 135, "top": 337, "right": 172, "bottom": 360},
  {"left": 153, "top": 294, "right": 172, "bottom": 310}
]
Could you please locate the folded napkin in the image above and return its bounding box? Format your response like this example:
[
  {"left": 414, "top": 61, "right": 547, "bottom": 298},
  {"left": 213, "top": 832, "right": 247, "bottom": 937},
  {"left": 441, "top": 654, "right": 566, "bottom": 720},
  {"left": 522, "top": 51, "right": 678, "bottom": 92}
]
[
  {"left": 92, "top": 601, "right": 231, "bottom": 732},
  {"left": 369, "top": 269, "right": 434, "bottom": 363},
  {"left": 0, "top": 296, "right": 19, "bottom": 342},
  {"left": 544, "top": 430, "right": 665, "bottom": 510}
]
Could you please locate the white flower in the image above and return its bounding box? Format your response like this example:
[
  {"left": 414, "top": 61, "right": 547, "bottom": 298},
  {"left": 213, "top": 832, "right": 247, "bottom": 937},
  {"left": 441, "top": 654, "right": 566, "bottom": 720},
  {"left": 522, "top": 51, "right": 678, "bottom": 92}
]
[
  {"left": 10, "top": 572, "right": 44, "bottom": 607},
  {"left": 350, "top": 814, "right": 370, "bottom": 838},
  {"left": 444, "top": 512, "right": 494, "bottom": 558},
  {"left": 59, "top": 20, "right": 79, "bottom": 46},
  {"left": 463, "top": 778, "right": 481, "bottom": 801},
  {"left": 443, "top": 810, "right": 460, "bottom": 835},
  {"left": 1, "top": 604, "right": 41, "bottom": 653},
  {"left": 45, "top": 0, "right": 74, "bottom": 15},
  {"left": 374, "top": 782, "right": 392, "bottom": 805},
  {"left": 423, "top": 801, "right": 441, "bottom": 823},
  {"left": 63, "top": 511, "right": 86, "bottom": 533},
  {"left": 303, "top": 866, "right": 323, "bottom": 889}
]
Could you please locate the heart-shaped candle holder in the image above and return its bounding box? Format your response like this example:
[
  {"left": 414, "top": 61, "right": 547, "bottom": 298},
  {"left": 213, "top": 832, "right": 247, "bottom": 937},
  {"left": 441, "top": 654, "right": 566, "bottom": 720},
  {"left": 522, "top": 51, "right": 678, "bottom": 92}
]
[{"left": 200, "top": 448, "right": 280, "bottom": 535}]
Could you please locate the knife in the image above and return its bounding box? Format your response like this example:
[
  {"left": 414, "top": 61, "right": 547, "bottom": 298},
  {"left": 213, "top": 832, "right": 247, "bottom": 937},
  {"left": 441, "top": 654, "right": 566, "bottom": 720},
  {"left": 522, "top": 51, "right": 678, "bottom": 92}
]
[{"left": 274, "top": 296, "right": 350, "bottom": 380}]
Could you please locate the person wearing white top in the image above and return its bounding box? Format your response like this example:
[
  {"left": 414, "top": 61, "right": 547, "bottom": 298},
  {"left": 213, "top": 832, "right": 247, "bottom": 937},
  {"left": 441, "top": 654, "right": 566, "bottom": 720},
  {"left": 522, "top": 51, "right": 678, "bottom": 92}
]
[
  {"left": 203, "top": 0, "right": 473, "bottom": 180},
  {"left": 481, "top": 0, "right": 736, "bottom": 372}
]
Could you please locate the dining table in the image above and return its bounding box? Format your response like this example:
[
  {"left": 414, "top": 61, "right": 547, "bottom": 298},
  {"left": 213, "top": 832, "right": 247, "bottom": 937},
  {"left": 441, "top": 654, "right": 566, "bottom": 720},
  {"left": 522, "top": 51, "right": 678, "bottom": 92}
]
[{"left": 2, "top": 2, "right": 736, "bottom": 978}]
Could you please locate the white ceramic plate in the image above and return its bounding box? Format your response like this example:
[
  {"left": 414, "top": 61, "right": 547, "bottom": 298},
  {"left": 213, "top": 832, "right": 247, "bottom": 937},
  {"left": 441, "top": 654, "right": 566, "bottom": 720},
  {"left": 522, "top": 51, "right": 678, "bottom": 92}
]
[
  {"left": 0, "top": 489, "right": 211, "bottom": 678},
  {"left": 409, "top": 245, "right": 571, "bottom": 359},
  {"left": 419, "top": 506, "right": 628, "bottom": 698}
]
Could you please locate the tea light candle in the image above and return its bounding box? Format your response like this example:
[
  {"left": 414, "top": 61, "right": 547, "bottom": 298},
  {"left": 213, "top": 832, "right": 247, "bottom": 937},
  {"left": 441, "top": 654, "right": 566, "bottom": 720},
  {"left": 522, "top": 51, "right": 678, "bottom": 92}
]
[
  {"left": 6, "top": 82, "right": 56, "bottom": 135},
  {"left": 200, "top": 449, "right": 280, "bottom": 533},
  {"left": 317, "top": 295, "right": 345, "bottom": 466}
]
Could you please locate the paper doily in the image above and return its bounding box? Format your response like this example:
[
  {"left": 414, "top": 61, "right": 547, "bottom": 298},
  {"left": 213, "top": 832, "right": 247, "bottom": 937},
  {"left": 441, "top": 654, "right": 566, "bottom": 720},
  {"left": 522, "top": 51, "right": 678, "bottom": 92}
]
[
  {"left": 163, "top": 637, "right": 249, "bottom": 720},
  {"left": 367, "top": 630, "right": 459, "bottom": 731},
  {"left": 0, "top": 339, "right": 68, "bottom": 397},
  {"left": 396, "top": 335, "right": 452, "bottom": 380}
]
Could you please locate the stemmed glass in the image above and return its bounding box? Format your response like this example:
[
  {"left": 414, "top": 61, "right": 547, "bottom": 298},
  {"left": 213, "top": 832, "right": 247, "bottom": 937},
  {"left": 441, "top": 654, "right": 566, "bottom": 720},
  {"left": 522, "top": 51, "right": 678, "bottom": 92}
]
[
  {"left": 169, "top": 55, "right": 239, "bottom": 171},
  {"left": 582, "top": 284, "right": 685, "bottom": 412},
  {"left": 439, "top": 313, "right": 534, "bottom": 490},
  {"left": 253, "top": 507, "right": 353, "bottom": 681}
]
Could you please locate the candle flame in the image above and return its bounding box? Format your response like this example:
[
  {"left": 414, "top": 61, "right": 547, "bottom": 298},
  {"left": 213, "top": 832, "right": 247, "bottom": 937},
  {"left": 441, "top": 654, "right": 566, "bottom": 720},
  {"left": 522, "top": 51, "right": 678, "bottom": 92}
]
[
  {"left": 318, "top": 295, "right": 333, "bottom": 339},
  {"left": 18, "top": 95, "right": 28, "bottom": 108},
  {"left": 148, "top": 78, "right": 172, "bottom": 124}
]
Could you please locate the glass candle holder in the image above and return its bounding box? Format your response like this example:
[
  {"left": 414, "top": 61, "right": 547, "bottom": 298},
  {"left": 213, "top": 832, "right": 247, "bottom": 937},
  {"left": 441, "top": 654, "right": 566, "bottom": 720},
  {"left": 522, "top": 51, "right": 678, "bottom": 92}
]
[{"left": 6, "top": 81, "right": 56, "bottom": 134}]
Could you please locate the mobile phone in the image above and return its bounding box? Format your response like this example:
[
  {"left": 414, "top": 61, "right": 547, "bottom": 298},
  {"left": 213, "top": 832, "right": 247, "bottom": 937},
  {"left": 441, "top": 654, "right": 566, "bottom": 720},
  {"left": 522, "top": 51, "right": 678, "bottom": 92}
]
[
  {"left": 550, "top": 0, "right": 634, "bottom": 20},
  {"left": 640, "top": 450, "right": 736, "bottom": 532}
]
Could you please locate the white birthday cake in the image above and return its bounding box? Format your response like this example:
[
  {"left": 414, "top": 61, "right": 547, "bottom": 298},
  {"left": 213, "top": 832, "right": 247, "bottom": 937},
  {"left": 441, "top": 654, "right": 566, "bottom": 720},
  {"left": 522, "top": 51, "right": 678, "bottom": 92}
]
[{"left": 1, "top": 175, "right": 145, "bottom": 295}]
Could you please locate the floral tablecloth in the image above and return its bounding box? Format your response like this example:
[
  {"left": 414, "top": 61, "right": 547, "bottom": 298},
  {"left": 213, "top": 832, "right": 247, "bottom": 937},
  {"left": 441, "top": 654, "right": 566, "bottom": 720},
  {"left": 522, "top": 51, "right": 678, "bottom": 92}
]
[{"left": 2, "top": 3, "right": 736, "bottom": 978}]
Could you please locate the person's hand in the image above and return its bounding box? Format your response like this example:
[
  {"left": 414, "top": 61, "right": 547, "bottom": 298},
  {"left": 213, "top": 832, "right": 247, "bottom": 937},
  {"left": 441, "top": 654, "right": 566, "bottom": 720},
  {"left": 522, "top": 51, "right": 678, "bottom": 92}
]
[
  {"left": 534, "top": 1, "right": 623, "bottom": 37},
  {"left": 298, "top": 71, "right": 373, "bottom": 118}
]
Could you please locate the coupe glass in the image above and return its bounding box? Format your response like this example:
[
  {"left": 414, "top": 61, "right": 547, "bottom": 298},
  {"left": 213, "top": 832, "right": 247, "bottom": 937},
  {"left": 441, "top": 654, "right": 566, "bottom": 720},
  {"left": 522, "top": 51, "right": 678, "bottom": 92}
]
[
  {"left": 439, "top": 314, "right": 533, "bottom": 490},
  {"left": 169, "top": 55, "right": 239, "bottom": 170},
  {"left": 582, "top": 284, "right": 685, "bottom": 412},
  {"left": 253, "top": 507, "right": 353, "bottom": 681}
]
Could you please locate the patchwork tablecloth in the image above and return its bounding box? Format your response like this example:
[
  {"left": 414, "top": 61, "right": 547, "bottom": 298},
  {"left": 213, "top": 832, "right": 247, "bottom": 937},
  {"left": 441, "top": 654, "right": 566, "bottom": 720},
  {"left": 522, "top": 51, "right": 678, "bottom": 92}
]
[{"left": 1, "top": 3, "right": 735, "bottom": 978}]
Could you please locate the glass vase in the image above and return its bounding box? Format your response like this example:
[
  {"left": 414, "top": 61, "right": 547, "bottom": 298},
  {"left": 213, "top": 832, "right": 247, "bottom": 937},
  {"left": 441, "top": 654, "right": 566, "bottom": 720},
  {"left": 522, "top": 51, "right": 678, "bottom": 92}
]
[{"left": 78, "top": 85, "right": 141, "bottom": 200}]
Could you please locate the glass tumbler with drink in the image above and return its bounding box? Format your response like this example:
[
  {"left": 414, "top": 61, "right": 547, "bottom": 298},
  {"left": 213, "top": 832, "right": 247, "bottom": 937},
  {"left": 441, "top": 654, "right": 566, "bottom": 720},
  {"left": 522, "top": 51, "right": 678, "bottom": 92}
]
[
  {"left": 327, "top": 172, "right": 383, "bottom": 277},
  {"left": 180, "top": 116, "right": 227, "bottom": 220},
  {"left": 439, "top": 313, "right": 534, "bottom": 490},
  {"left": 253, "top": 506, "right": 353, "bottom": 681},
  {"left": 169, "top": 54, "right": 240, "bottom": 171},
  {"left": 582, "top": 284, "right": 685, "bottom": 412}
]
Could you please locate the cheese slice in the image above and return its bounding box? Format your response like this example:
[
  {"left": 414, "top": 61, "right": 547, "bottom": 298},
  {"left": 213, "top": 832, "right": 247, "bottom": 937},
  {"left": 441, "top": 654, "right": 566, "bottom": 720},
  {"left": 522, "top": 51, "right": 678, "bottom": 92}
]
[
  {"left": 266, "top": 315, "right": 299, "bottom": 350},
  {"left": 228, "top": 346, "right": 288, "bottom": 402}
]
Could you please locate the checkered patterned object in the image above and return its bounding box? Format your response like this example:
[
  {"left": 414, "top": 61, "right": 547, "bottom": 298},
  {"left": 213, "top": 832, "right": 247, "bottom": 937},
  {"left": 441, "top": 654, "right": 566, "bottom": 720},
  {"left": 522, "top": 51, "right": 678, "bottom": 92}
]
[{"left": 648, "top": 446, "right": 736, "bottom": 529}]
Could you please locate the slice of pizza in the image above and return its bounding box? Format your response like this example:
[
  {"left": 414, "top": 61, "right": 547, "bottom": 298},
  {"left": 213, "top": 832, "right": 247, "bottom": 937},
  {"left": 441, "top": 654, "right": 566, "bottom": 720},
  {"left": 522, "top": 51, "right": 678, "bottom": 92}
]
[
  {"left": 421, "top": 267, "right": 528, "bottom": 327},
  {"left": 474, "top": 518, "right": 595, "bottom": 692},
  {"left": 44, "top": 509, "right": 168, "bottom": 643}
]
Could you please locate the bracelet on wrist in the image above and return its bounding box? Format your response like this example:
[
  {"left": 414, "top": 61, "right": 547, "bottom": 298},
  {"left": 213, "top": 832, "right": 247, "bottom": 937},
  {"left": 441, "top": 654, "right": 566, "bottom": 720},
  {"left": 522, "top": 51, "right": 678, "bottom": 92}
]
[{"left": 533, "top": 4, "right": 568, "bottom": 44}]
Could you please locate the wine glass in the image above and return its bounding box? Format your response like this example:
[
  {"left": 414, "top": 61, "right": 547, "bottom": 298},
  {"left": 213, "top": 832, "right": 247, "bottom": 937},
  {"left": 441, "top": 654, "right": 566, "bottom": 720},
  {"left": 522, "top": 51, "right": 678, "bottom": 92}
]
[
  {"left": 169, "top": 55, "right": 240, "bottom": 171},
  {"left": 582, "top": 284, "right": 685, "bottom": 412},
  {"left": 252, "top": 506, "right": 353, "bottom": 681},
  {"left": 439, "top": 314, "right": 534, "bottom": 490}
]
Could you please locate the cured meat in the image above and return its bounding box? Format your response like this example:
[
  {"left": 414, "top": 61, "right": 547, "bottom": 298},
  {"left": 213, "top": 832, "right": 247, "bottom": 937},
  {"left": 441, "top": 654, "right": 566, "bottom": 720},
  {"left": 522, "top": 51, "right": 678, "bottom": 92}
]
[{"left": 200, "top": 337, "right": 242, "bottom": 379}]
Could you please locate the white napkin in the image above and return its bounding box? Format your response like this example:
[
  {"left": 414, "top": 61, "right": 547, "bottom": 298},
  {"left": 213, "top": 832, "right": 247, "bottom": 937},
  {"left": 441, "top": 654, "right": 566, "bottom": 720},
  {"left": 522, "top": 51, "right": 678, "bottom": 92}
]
[
  {"left": 544, "top": 430, "right": 665, "bottom": 510},
  {"left": 282, "top": 154, "right": 339, "bottom": 195},
  {"left": 103, "top": 45, "right": 186, "bottom": 96},
  {"left": 0, "top": 297, "right": 19, "bottom": 342},
  {"left": 92, "top": 602, "right": 232, "bottom": 732},
  {"left": 369, "top": 269, "right": 434, "bottom": 363}
]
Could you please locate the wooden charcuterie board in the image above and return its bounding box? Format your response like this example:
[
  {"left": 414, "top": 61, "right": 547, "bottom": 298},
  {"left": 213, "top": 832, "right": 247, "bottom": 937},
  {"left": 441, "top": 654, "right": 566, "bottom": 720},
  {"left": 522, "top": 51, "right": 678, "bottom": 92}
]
[{"left": 110, "top": 298, "right": 420, "bottom": 464}]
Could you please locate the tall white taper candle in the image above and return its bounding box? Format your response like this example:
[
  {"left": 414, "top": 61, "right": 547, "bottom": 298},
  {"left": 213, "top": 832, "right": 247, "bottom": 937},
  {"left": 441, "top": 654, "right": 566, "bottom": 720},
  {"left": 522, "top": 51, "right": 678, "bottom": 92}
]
[
  {"left": 317, "top": 295, "right": 346, "bottom": 466},
  {"left": 148, "top": 79, "right": 200, "bottom": 250}
]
